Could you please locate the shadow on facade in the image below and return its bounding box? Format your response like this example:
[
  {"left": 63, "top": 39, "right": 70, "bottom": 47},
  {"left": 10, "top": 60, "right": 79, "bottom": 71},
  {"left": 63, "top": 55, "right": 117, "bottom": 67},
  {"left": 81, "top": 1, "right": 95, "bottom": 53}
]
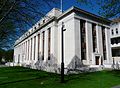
[
  {"left": 22, "top": 55, "right": 99, "bottom": 74},
  {"left": 66, "top": 55, "right": 100, "bottom": 74},
  {"left": 34, "top": 54, "right": 60, "bottom": 73}
]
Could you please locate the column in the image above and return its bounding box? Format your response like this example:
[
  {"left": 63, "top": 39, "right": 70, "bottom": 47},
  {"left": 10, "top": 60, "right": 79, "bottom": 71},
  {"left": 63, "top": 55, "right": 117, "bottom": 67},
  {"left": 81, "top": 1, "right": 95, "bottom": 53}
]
[
  {"left": 23, "top": 42, "right": 25, "bottom": 63},
  {"left": 27, "top": 39, "right": 30, "bottom": 62},
  {"left": 31, "top": 37, "right": 34, "bottom": 61},
  {"left": 96, "top": 25, "right": 103, "bottom": 55},
  {"left": 25, "top": 41, "right": 27, "bottom": 62},
  {"left": 40, "top": 33, "right": 42, "bottom": 60},
  {"left": 105, "top": 28, "right": 112, "bottom": 64},
  {"left": 51, "top": 23, "right": 58, "bottom": 64},
  {"left": 74, "top": 19, "right": 81, "bottom": 61},
  {"left": 22, "top": 43, "right": 24, "bottom": 63},
  {"left": 86, "top": 21, "right": 93, "bottom": 65},
  {"left": 44, "top": 30, "right": 48, "bottom": 62}
]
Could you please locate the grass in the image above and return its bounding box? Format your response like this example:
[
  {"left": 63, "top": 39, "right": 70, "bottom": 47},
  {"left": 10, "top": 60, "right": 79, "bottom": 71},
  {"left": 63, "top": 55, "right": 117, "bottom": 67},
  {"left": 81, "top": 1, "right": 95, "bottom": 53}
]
[{"left": 0, "top": 67, "right": 120, "bottom": 88}]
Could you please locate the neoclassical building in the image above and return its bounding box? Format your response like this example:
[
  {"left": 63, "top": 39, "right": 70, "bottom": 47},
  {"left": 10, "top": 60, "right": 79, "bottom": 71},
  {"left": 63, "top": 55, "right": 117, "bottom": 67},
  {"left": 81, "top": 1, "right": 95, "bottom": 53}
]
[
  {"left": 14, "top": 6, "right": 112, "bottom": 73},
  {"left": 111, "top": 18, "right": 120, "bottom": 65}
]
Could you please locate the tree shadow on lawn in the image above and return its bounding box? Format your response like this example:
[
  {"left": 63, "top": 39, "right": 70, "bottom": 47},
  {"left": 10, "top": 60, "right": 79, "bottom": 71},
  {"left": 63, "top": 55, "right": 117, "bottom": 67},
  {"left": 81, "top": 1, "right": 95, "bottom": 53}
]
[
  {"left": 110, "top": 70, "right": 120, "bottom": 77},
  {"left": 64, "top": 72, "right": 93, "bottom": 83},
  {"left": 0, "top": 76, "right": 47, "bottom": 86}
]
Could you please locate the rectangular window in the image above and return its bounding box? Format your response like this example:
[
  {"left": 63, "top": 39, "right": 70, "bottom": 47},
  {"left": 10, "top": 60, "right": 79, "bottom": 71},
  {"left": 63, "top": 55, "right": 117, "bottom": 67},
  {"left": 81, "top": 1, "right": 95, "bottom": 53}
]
[
  {"left": 80, "top": 19, "right": 86, "bottom": 60},
  {"left": 38, "top": 34, "right": 40, "bottom": 60},
  {"left": 30, "top": 38, "right": 32, "bottom": 60},
  {"left": 116, "top": 28, "right": 118, "bottom": 34},
  {"left": 92, "top": 23, "right": 97, "bottom": 52},
  {"left": 102, "top": 26, "right": 106, "bottom": 60},
  {"left": 112, "top": 29, "right": 114, "bottom": 35},
  {"left": 42, "top": 32, "right": 45, "bottom": 60},
  {"left": 48, "top": 28, "right": 51, "bottom": 60},
  {"left": 34, "top": 36, "right": 36, "bottom": 60}
]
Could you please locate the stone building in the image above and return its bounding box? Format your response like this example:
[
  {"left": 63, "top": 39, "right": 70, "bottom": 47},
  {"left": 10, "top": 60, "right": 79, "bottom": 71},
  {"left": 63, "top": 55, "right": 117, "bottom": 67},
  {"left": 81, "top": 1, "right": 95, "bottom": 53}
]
[
  {"left": 14, "top": 6, "right": 112, "bottom": 73},
  {"left": 111, "top": 18, "right": 120, "bottom": 67}
]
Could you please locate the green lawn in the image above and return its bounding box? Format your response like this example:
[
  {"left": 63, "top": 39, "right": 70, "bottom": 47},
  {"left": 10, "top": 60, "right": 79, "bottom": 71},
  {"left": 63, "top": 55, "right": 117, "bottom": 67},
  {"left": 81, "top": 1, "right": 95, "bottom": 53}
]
[{"left": 0, "top": 67, "right": 120, "bottom": 88}]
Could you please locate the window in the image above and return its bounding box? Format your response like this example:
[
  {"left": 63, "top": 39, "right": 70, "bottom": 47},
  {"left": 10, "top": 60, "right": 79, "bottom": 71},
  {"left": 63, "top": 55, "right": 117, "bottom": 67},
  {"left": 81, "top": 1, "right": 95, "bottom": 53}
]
[
  {"left": 30, "top": 38, "right": 32, "bottom": 60},
  {"left": 92, "top": 23, "right": 96, "bottom": 52},
  {"left": 38, "top": 34, "right": 40, "bottom": 60},
  {"left": 112, "top": 48, "right": 120, "bottom": 57},
  {"left": 38, "top": 23, "right": 40, "bottom": 26},
  {"left": 111, "top": 37, "right": 120, "bottom": 44},
  {"left": 116, "top": 28, "right": 118, "bottom": 34},
  {"left": 42, "top": 31, "right": 45, "bottom": 60},
  {"left": 112, "top": 29, "right": 114, "bottom": 35},
  {"left": 102, "top": 26, "right": 106, "bottom": 60},
  {"left": 80, "top": 19, "right": 86, "bottom": 60},
  {"left": 34, "top": 36, "right": 36, "bottom": 60},
  {"left": 48, "top": 28, "right": 51, "bottom": 60},
  {"left": 43, "top": 20, "right": 45, "bottom": 23}
]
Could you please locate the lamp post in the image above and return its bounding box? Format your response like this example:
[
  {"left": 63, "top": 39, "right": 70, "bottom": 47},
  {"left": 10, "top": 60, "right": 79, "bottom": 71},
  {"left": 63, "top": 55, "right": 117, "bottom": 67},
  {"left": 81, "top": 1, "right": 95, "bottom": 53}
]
[{"left": 61, "top": 22, "right": 66, "bottom": 83}]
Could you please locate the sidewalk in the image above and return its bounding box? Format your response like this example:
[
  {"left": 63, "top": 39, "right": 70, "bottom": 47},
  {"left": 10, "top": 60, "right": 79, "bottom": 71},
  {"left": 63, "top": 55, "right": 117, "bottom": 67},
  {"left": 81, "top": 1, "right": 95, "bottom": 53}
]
[
  {"left": 0, "top": 65, "right": 7, "bottom": 67},
  {"left": 112, "top": 85, "right": 120, "bottom": 88}
]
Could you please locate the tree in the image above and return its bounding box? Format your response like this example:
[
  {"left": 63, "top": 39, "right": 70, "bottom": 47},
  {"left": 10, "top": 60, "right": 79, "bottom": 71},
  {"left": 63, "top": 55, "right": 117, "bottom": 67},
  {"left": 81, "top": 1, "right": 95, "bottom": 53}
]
[
  {"left": 0, "top": 48, "right": 5, "bottom": 62},
  {"left": 5, "top": 49, "right": 14, "bottom": 62},
  {"left": 77, "top": 0, "right": 120, "bottom": 18},
  {"left": 0, "top": 0, "right": 59, "bottom": 49},
  {"left": 0, "top": 48, "right": 13, "bottom": 63}
]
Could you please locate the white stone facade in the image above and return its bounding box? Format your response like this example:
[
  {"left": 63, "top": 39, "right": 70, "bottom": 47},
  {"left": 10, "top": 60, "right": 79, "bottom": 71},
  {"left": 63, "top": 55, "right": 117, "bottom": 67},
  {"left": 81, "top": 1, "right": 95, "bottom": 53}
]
[
  {"left": 14, "top": 6, "right": 112, "bottom": 73},
  {"left": 110, "top": 19, "right": 120, "bottom": 67}
]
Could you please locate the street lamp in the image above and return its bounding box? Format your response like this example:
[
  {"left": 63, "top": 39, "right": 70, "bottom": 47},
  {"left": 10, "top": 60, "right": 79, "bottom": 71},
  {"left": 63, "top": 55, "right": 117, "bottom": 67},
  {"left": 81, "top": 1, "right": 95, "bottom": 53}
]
[{"left": 61, "top": 22, "right": 66, "bottom": 83}]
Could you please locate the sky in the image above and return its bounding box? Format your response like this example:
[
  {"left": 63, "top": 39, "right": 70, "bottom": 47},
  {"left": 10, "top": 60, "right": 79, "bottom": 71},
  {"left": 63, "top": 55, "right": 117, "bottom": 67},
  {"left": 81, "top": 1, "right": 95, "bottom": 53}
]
[
  {"left": 6, "top": 0, "right": 101, "bottom": 50},
  {"left": 56, "top": 0, "right": 100, "bottom": 16}
]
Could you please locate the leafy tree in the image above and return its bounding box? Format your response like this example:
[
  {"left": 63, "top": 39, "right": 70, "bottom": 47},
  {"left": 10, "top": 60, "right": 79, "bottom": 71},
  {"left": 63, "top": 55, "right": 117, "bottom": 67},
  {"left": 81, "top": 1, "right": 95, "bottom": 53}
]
[
  {"left": 5, "top": 49, "right": 14, "bottom": 62},
  {"left": 77, "top": 0, "right": 120, "bottom": 18},
  {"left": 0, "top": 48, "right": 5, "bottom": 62},
  {"left": 0, "top": 48, "right": 13, "bottom": 63},
  {"left": 0, "top": 0, "right": 59, "bottom": 49}
]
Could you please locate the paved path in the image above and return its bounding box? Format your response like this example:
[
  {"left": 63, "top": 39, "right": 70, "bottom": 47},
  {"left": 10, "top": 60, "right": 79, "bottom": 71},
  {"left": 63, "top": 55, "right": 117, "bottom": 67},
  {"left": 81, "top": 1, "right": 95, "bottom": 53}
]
[
  {"left": 112, "top": 85, "right": 120, "bottom": 88},
  {"left": 0, "top": 65, "right": 7, "bottom": 67}
]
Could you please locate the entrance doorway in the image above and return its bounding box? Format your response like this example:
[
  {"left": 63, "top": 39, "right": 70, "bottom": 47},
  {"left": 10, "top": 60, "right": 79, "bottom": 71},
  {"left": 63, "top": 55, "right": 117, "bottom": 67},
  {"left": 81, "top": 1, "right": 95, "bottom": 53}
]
[{"left": 95, "top": 56, "right": 99, "bottom": 65}]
